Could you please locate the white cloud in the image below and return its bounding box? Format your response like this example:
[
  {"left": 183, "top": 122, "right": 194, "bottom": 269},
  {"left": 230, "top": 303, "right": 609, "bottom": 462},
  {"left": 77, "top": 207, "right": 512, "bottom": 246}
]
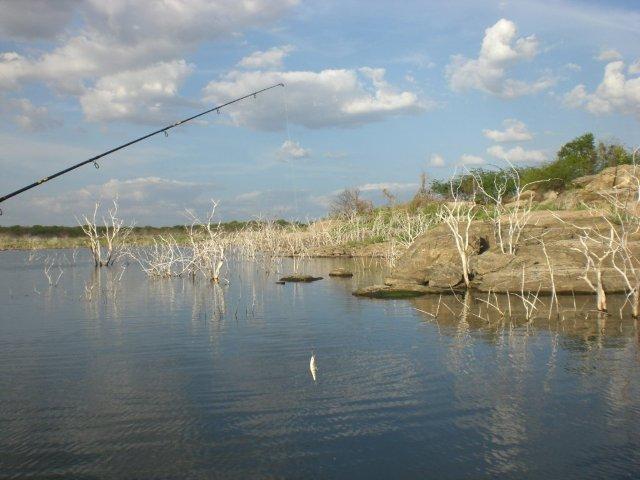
[
  {"left": 564, "top": 63, "right": 582, "bottom": 72},
  {"left": 1, "top": 97, "right": 61, "bottom": 131},
  {"left": 278, "top": 139, "right": 310, "bottom": 159},
  {"left": 356, "top": 182, "right": 418, "bottom": 192},
  {"left": 234, "top": 190, "right": 263, "bottom": 202},
  {"left": 487, "top": 145, "right": 547, "bottom": 163},
  {"left": 79, "top": 60, "right": 193, "bottom": 124},
  {"left": 9, "top": 176, "right": 216, "bottom": 225},
  {"left": 482, "top": 118, "right": 533, "bottom": 142},
  {"left": 97, "top": 177, "right": 209, "bottom": 202},
  {"left": 564, "top": 60, "right": 640, "bottom": 119},
  {"left": 202, "top": 66, "right": 429, "bottom": 130},
  {"left": 445, "top": 18, "right": 553, "bottom": 98},
  {"left": 429, "top": 153, "right": 446, "bottom": 167},
  {"left": 0, "top": 0, "right": 78, "bottom": 40},
  {"left": 628, "top": 60, "right": 640, "bottom": 75},
  {"left": 460, "top": 154, "right": 485, "bottom": 165},
  {"left": 238, "top": 45, "right": 294, "bottom": 70},
  {"left": 227, "top": 188, "right": 313, "bottom": 219},
  {"left": 395, "top": 52, "right": 436, "bottom": 69},
  {"left": 323, "top": 151, "right": 347, "bottom": 159},
  {"left": 596, "top": 49, "right": 622, "bottom": 62},
  {"left": 0, "top": 0, "right": 299, "bottom": 118}
]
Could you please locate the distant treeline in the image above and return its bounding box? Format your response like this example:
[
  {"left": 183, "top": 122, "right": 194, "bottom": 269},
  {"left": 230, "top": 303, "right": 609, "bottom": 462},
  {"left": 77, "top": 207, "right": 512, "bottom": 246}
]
[
  {"left": 0, "top": 219, "right": 303, "bottom": 238},
  {"left": 429, "top": 133, "right": 636, "bottom": 201}
]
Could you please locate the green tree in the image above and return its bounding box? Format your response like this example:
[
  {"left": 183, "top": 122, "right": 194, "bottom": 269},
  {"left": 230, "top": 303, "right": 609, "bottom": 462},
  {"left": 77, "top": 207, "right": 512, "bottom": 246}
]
[
  {"left": 556, "top": 132, "right": 596, "bottom": 176},
  {"left": 595, "top": 141, "right": 633, "bottom": 171}
]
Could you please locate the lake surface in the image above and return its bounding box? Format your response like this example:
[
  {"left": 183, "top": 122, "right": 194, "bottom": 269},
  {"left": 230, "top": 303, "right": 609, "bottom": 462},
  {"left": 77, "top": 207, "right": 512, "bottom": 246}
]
[{"left": 1, "top": 249, "right": 639, "bottom": 479}]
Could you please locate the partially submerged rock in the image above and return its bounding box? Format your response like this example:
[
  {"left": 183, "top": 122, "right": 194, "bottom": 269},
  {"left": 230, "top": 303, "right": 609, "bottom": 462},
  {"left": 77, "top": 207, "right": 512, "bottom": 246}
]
[
  {"left": 279, "top": 274, "right": 323, "bottom": 283},
  {"left": 328, "top": 268, "right": 353, "bottom": 278},
  {"left": 353, "top": 285, "right": 427, "bottom": 299}
]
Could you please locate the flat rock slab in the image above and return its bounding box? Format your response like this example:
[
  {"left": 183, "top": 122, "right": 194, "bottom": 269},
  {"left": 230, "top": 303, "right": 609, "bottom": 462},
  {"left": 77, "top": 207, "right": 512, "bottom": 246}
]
[
  {"left": 328, "top": 268, "right": 353, "bottom": 278},
  {"left": 279, "top": 275, "right": 323, "bottom": 283},
  {"left": 353, "top": 285, "right": 427, "bottom": 299}
]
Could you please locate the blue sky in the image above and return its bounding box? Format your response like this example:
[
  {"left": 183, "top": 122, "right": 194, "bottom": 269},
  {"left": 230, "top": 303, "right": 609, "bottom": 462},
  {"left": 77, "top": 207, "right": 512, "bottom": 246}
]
[{"left": 0, "top": 0, "right": 639, "bottom": 225}]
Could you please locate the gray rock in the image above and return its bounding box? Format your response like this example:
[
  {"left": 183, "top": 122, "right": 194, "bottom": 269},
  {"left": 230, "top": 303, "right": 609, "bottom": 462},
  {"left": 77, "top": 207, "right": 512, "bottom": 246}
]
[{"left": 328, "top": 268, "right": 354, "bottom": 277}]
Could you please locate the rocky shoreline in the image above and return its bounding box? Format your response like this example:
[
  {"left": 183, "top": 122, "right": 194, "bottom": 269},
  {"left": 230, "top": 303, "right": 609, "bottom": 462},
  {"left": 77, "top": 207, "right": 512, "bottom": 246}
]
[{"left": 355, "top": 165, "right": 640, "bottom": 299}]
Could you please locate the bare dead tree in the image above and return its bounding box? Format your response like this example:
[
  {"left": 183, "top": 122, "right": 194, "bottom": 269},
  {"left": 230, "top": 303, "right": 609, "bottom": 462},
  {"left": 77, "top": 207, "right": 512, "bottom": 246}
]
[
  {"left": 43, "top": 255, "right": 64, "bottom": 287},
  {"left": 78, "top": 200, "right": 132, "bottom": 267},
  {"left": 329, "top": 188, "right": 372, "bottom": 218},
  {"left": 185, "top": 201, "right": 227, "bottom": 282},
  {"left": 571, "top": 230, "right": 615, "bottom": 312},
  {"left": 470, "top": 166, "right": 538, "bottom": 255},
  {"left": 436, "top": 181, "right": 476, "bottom": 289},
  {"left": 382, "top": 188, "right": 396, "bottom": 206}
]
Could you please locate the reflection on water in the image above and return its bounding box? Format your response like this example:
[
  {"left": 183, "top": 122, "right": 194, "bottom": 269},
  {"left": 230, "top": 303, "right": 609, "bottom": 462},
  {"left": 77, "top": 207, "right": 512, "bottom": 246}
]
[{"left": 1, "top": 250, "right": 639, "bottom": 479}]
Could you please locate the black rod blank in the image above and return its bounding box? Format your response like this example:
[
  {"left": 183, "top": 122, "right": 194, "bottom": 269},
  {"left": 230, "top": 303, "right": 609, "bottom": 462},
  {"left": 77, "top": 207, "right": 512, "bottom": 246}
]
[{"left": 0, "top": 83, "right": 285, "bottom": 205}]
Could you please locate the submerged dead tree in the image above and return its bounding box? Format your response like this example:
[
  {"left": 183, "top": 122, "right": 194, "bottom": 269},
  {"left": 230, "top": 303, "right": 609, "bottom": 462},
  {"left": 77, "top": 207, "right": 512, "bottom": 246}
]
[
  {"left": 572, "top": 231, "right": 615, "bottom": 312},
  {"left": 79, "top": 200, "right": 132, "bottom": 267}
]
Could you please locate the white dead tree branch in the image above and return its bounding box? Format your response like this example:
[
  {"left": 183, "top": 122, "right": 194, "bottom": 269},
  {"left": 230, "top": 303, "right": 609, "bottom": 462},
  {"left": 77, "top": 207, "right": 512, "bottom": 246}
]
[
  {"left": 186, "top": 201, "right": 227, "bottom": 282},
  {"left": 78, "top": 200, "right": 133, "bottom": 267},
  {"left": 470, "top": 166, "right": 540, "bottom": 255},
  {"left": 437, "top": 180, "right": 476, "bottom": 289},
  {"left": 43, "top": 255, "right": 64, "bottom": 287},
  {"left": 571, "top": 230, "right": 615, "bottom": 312}
]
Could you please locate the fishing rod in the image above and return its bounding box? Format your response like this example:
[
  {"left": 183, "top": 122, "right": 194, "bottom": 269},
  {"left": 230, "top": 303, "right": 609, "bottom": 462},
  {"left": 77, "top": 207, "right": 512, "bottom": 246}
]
[{"left": 0, "top": 82, "right": 285, "bottom": 212}]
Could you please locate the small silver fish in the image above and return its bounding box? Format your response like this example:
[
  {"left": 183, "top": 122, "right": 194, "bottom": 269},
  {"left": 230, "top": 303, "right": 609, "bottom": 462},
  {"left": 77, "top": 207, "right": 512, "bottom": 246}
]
[{"left": 309, "top": 351, "right": 317, "bottom": 382}]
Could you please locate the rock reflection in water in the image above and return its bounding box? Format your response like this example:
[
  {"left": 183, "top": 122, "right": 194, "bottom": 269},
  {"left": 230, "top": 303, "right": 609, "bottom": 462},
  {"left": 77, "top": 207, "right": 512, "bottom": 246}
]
[{"left": 411, "top": 292, "right": 640, "bottom": 478}]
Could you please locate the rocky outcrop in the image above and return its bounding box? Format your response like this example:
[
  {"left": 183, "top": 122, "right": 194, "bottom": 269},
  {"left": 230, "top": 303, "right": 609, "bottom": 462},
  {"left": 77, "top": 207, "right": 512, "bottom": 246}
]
[
  {"left": 364, "top": 166, "right": 640, "bottom": 298},
  {"left": 546, "top": 164, "right": 638, "bottom": 210},
  {"left": 379, "top": 210, "right": 640, "bottom": 296}
]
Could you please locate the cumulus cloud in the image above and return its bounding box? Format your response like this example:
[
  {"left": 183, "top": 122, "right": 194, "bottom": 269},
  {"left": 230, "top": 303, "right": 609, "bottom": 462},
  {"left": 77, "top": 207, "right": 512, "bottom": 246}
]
[
  {"left": 460, "top": 154, "right": 485, "bottom": 165},
  {"left": 79, "top": 60, "right": 193, "bottom": 123},
  {"left": 596, "top": 49, "right": 622, "bottom": 62},
  {"left": 487, "top": 145, "right": 547, "bottom": 163},
  {"left": 429, "top": 153, "right": 446, "bottom": 167},
  {"left": 277, "top": 139, "right": 310, "bottom": 159},
  {"left": 0, "top": 0, "right": 299, "bottom": 119},
  {"left": 446, "top": 18, "right": 553, "bottom": 98},
  {"left": 238, "top": 45, "right": 294, "bottom": 70},
  {"left": 482, "top": 119, "right": 533, "bottom": 142},
  {"left": 564, "top": 60, "right": 640, "bottom": 119},
  {"left": 203, "top": 66, "right": 428, "bottom": 130}
]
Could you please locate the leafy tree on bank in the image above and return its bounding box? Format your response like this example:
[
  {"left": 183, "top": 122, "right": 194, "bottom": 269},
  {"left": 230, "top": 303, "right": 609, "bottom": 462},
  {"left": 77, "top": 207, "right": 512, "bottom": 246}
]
[{"left": 431, "top": 133, "right": 635, "bottom": 200}]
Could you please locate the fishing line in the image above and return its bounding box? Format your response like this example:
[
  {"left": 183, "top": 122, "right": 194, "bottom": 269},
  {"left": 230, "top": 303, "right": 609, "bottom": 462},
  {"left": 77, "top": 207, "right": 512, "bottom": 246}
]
[
  {"left": 0, "top": 83, "right": 285, "bottom": 215},
  {"left": 282, "top": 81, "right": 300, "bottom": 216}
]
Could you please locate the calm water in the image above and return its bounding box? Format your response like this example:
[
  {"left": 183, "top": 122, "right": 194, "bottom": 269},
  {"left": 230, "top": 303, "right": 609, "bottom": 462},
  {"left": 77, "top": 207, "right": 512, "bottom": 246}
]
[{"left": 1, "top": 249, "right": 639, "bottom": 479}]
